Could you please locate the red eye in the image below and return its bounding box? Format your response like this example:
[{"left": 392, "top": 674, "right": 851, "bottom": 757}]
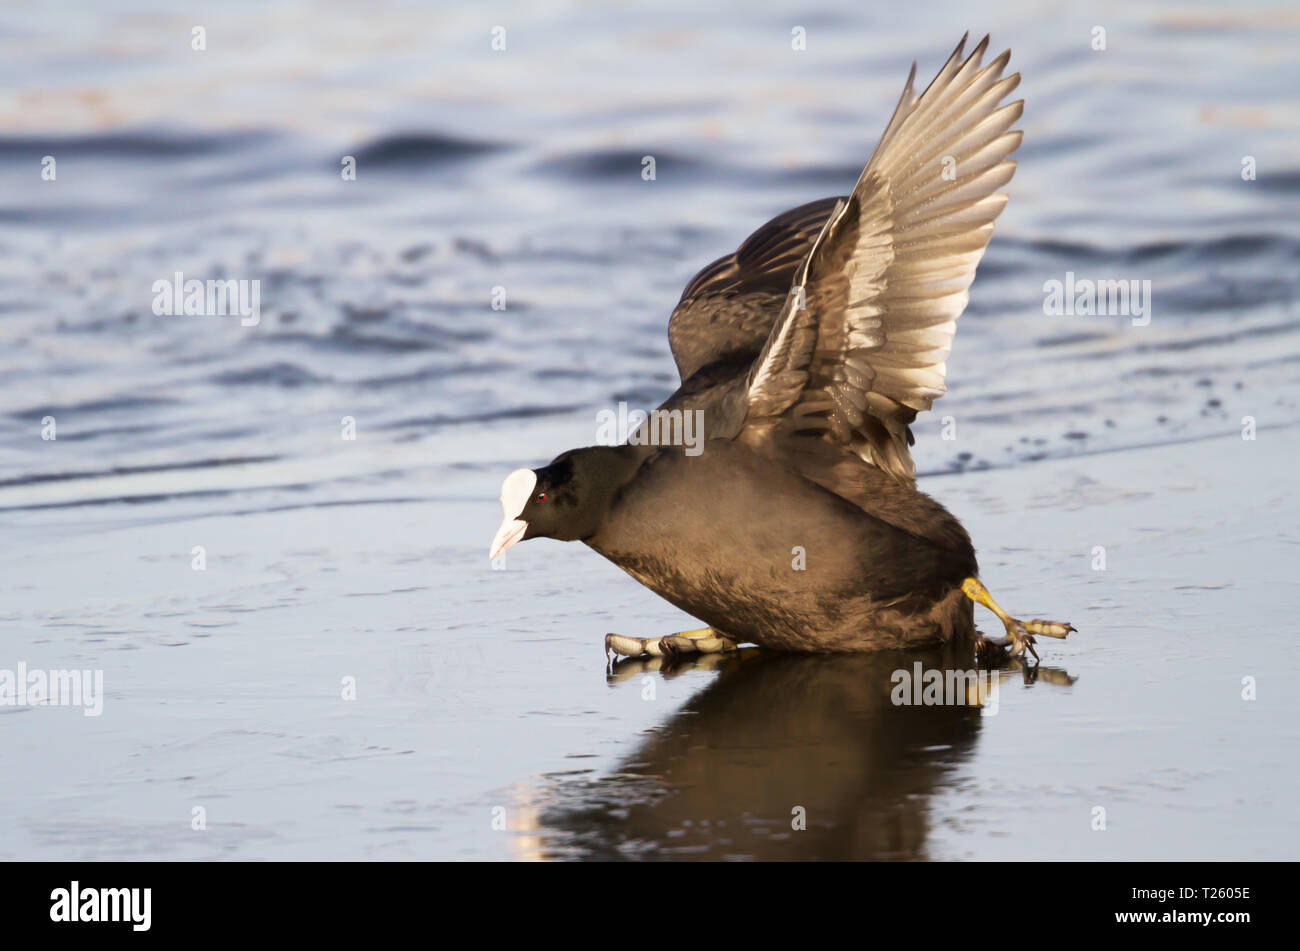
[{"left": 535, "top": 492, "right": 547, "bottom": 503}]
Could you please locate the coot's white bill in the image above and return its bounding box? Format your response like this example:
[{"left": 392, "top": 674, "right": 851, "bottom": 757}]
[{"left": 489, "top": 468, "right": 536, "bottom": 559}]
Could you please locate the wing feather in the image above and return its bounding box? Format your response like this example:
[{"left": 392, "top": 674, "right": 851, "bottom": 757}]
[
  {"left": 666, "top": 197, "right": 845, "bottom": 380},
  {"left": 742, "top": 34, "right": 1023, "bottom": 482}
]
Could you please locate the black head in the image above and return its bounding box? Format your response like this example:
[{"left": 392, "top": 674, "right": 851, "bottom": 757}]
[{"left": 488, "top": 446, "right": 641, "bottom": 559}]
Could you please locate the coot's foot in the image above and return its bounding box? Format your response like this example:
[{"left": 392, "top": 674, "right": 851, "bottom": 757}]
[
  {"left": 962, "top": 577, "right": 1075, "bottom": 661},
  {"left": 604, "top": 628, "right": 738, "bottom": 661}
]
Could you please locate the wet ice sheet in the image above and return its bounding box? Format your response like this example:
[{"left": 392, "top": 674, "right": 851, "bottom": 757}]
[{"left": 2, "top": 428, "right": 1296, "bottom": 860}]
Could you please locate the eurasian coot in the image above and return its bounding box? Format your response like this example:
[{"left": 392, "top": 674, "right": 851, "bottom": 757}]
[{"left": 490, "top": 34, "right": 1075, "bottom": 659}]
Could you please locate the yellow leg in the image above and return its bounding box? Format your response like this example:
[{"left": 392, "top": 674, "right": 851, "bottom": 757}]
[{"left": 962, "top": 577, "right": 1075, "bottom": 660}]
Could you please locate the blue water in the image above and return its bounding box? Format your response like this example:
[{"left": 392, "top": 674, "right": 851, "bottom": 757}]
[{"left": 1, "top": 0, "right": 1297, "bottom": 860}]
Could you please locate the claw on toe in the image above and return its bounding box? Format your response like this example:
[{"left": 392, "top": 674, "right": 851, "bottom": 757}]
[{"left": 1002, "top": 619, "right": 1039, "bottom": 662}]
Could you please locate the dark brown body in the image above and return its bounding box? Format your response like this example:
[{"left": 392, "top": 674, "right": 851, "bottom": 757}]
[{"left": 586, "top": 438, "right": 977, "bottom": 651}]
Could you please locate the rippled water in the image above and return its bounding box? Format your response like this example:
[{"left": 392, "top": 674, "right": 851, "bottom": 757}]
[{"left": 2, "top": 0, "right": 1298, "bottom": 860}]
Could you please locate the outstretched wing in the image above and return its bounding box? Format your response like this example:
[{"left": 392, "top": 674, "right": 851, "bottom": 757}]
[
  {"left": 743, "top": 34, "right": 1023, "bottom": 483},
  {"left": 667, "top": 197, "right": 844, "bottom": 381}
]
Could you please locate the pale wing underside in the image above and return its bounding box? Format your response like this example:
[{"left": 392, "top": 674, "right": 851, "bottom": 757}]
[{"left": 744, "top": 34, "right": 1023, "bottom": 482}]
